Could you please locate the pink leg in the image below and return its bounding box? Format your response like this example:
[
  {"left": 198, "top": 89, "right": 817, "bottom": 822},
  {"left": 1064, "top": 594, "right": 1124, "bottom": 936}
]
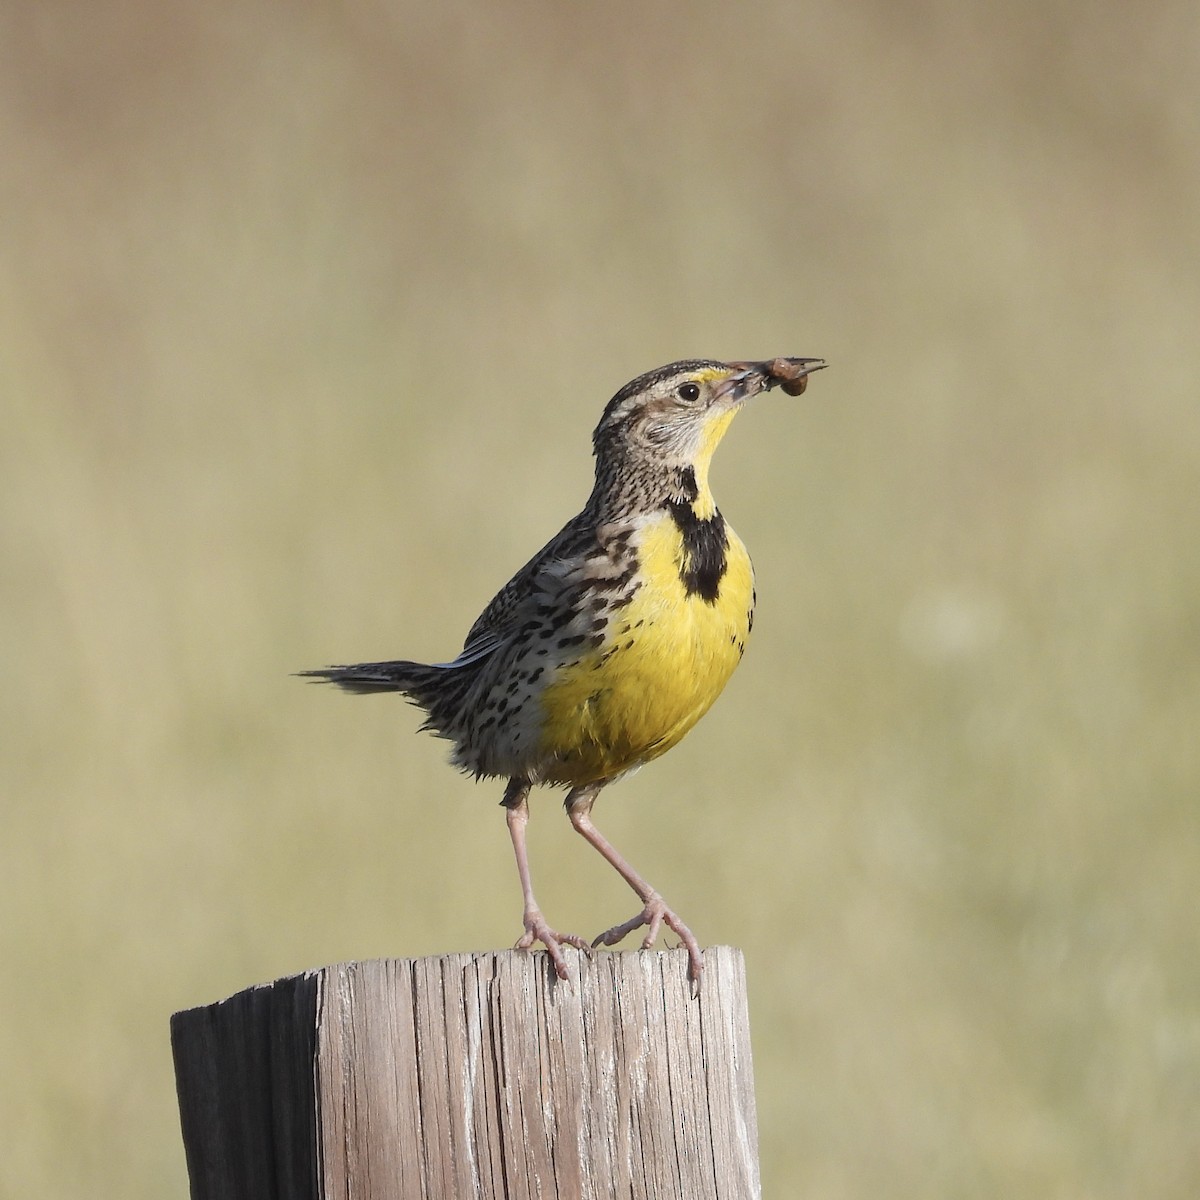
[
  {"left": 566, "top": 785, "right": 704, "bottom": 983},
  {"left": 503, "top": 780, "right": 590, "bottom": 981}
]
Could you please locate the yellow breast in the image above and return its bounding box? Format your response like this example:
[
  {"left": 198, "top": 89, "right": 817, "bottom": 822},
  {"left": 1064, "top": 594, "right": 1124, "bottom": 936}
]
[{"left": 537, "top": 510, "right": 754, "bottom": 785}]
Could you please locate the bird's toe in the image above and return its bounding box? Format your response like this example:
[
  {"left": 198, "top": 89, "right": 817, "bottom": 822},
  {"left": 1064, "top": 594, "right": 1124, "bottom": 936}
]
[
  {"left": 516, "top": 911, "right": 591, "bottom": 980},
  {"left": 592, "top": 897, "right": 705, "bottom": 982}
]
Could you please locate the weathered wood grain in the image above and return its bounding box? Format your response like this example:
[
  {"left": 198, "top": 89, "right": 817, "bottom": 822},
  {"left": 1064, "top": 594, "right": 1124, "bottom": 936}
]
[{"left": 172, "top": 946, "right": 759, "bottom": 1199}]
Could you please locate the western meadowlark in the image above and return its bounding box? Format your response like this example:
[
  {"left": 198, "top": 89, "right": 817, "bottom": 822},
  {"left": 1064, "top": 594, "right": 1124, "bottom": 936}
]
[{"left": 302, "top": 356, "right": 825, "bottom": 982}]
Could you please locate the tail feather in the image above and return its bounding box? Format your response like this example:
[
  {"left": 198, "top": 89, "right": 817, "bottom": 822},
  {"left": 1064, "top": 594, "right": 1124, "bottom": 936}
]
[
  {"left": 297, "top": 659, "right": 437, "bottom": 696},
  {"left": 300, "top": 656, "right": 485, "bottom": 752}
]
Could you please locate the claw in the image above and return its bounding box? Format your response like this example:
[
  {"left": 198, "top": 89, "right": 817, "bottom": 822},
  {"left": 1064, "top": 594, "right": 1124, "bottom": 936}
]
[
  {"left": 592, "top": 895, "right": 705, "bottom": 984},
  {"left": 516, "top": 910, "right": 592, "bottom": 981}
]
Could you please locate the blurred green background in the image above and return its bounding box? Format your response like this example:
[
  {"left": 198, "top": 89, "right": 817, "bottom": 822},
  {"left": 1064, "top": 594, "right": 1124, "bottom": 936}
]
[{"left": 3, "top": 1, "right": 1198, "bottom": 1196}]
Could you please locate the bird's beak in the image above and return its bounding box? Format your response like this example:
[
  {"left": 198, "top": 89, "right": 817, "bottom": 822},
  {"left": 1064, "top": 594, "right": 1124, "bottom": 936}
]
[{"left": 719, "top": 357, "right": 828, "bottom": 401}]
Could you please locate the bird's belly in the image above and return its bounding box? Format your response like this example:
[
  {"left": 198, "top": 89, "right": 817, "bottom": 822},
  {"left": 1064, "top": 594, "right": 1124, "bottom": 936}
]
[{"left": 536, "top": 519, "right": 754, "bottom": 785}]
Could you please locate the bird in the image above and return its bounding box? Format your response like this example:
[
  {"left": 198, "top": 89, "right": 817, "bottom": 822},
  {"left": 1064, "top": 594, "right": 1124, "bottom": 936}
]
[{"left": 301, "top": 355, "right": 826, "bottom": 983}]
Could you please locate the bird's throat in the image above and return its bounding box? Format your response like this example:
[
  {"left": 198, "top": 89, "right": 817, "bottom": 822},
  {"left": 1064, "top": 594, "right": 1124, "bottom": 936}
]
[{"left": 689, "top": 408, "right": 737, "bottom": 519}]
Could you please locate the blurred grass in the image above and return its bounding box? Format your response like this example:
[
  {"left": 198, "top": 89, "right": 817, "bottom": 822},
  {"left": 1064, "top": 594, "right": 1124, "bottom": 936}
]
[{"left": 2, "top": 1, "right": 1199, "bottom": 1196}]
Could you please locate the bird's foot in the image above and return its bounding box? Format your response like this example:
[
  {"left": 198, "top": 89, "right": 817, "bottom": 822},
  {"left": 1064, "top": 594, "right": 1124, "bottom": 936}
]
[
  {"left": 515, "top": 909, "right": 592, "bottom": 981},
  {"left": 591, "top": 895, "right": 705, "bottom": 983}
]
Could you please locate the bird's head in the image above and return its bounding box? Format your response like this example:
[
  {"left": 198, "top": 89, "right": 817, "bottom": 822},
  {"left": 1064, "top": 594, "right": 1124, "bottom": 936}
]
[{"left": 592, "top": 357, "right": 826, "bottom": 501}]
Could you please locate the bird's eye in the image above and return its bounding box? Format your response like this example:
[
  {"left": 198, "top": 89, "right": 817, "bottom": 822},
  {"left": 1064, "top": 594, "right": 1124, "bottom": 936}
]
[{"left": 677, "top": 382, "right": 701, "bottom": 402}]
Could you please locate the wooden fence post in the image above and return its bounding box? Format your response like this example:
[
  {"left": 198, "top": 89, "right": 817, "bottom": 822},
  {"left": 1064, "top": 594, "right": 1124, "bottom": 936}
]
[{"left": 171, "top": 946, "right": 759, "bottom": 1199}]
